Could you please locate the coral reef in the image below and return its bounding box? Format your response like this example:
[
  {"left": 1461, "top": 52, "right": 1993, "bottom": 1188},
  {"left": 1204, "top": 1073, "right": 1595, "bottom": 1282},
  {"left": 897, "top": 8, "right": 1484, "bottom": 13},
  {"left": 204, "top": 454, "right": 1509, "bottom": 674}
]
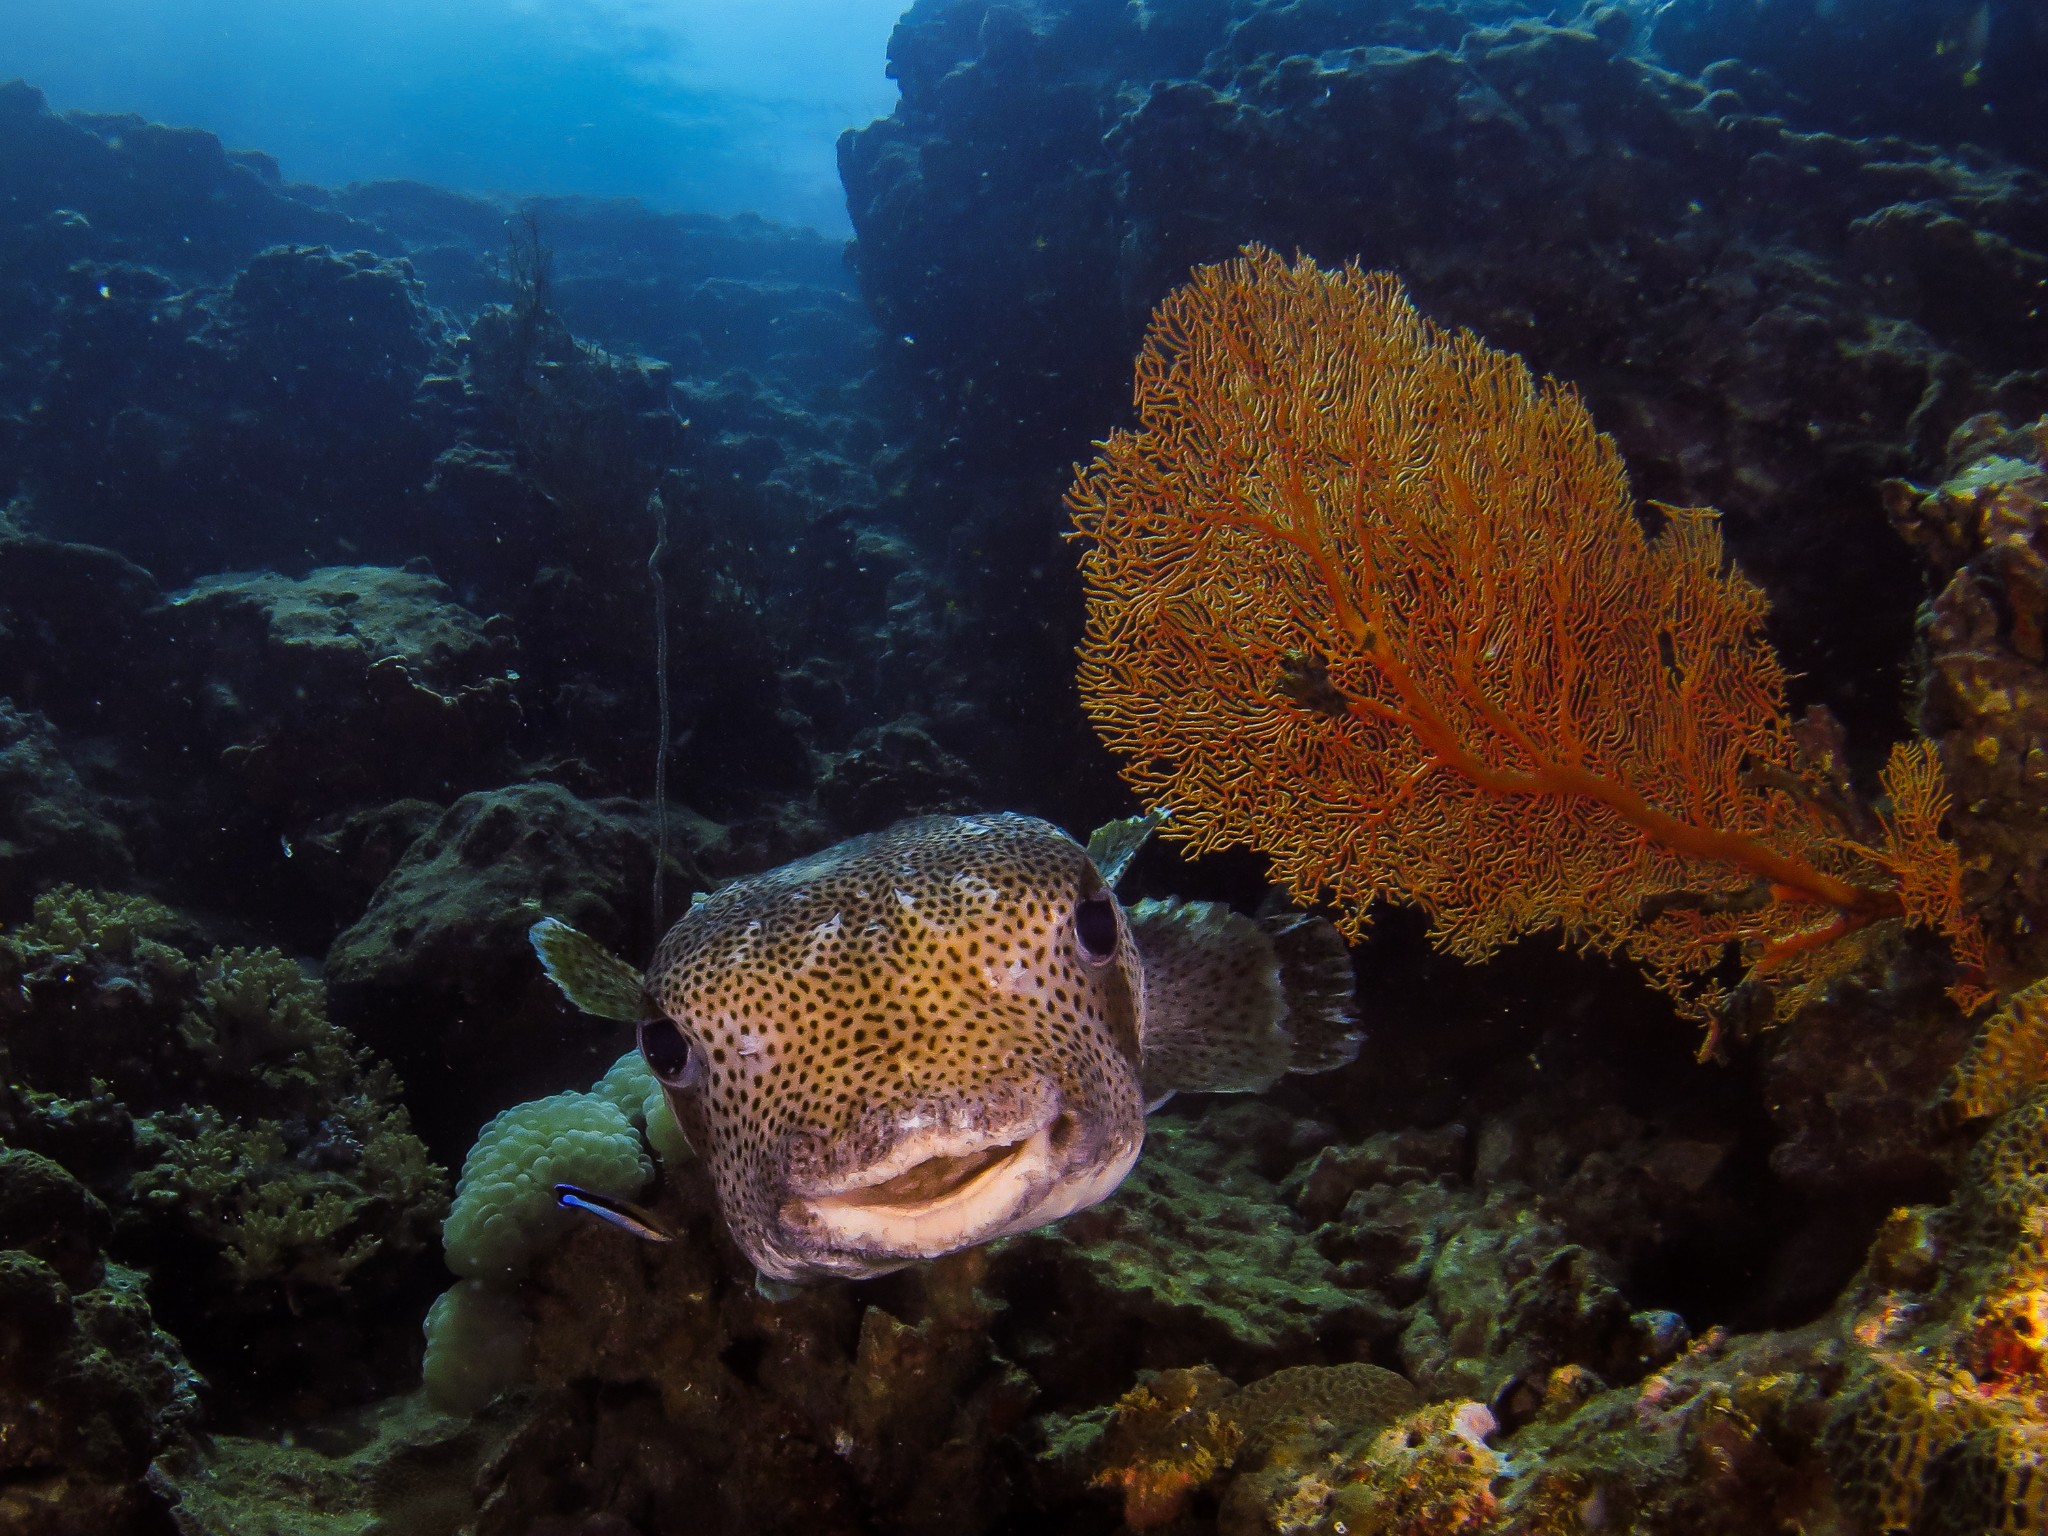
[
  {"left": 0, "top": 887, "right": 447, "bottom": 1418},
  {"left": 0, "top": 74, "right": 985, "bottom": 965},
  {"left": 842, "top": 0, "right": 2048, "bottom": 801},
  {"left": 4, "top": 4, "right": 2048, "bottom": 1530},
  {"left": 1822, "top": 1086, "right": 2048, "bottom": 1535},
  {"left": 1889, "top": 413, "right": 2048, "bottom": 980}
]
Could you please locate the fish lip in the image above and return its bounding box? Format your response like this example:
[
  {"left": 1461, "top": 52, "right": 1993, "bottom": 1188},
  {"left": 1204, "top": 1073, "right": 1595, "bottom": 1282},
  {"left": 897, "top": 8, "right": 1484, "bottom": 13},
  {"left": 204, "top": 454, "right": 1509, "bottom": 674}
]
[
  {"left": 781, "top": 1076, "right": 1063, "bottom": 1197},
  {"left": 779, "top": 1096, "right": 1138, "bottom": 1266},
  {"left": 791, "top": 1099, "right": 1060, "bottom": 1201}
]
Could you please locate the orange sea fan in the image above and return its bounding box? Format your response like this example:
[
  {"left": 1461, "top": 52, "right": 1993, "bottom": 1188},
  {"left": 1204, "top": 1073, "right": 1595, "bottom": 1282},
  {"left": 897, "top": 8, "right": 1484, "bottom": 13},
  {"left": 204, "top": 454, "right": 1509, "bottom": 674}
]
[{"left": 1069, "top": 246, "right": 1990, "bottom": 1033}]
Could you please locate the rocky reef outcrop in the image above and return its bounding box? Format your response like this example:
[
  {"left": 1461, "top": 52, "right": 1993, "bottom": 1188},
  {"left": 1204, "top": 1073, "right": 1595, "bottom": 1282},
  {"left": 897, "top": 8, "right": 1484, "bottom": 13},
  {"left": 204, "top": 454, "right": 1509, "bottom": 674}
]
[
  {"left": 840, "top": 0, "right": 2048, "bottom": 797},
  {"left": 324, "top": 783, "right": 670, "bottom": 1152},
  {"left": 0, "top": 76, "right": 983, "bottom": 956},
  {"left": 1890, "top": 413, "right": 2048, "bottom": 981}
]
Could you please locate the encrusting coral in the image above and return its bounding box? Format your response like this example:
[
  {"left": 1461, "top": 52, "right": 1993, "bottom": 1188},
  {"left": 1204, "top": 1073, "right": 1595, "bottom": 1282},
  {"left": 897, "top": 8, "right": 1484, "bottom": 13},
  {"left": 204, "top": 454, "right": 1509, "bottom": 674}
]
[
  {"left": 1070, "top": 246, "right": 1990, "bottom": 1040},
  {"left": 1888, "top": 414, "right": 2048, "bottom": 981},
  {"left": 1089, "top": 1366, "right": 1245, "bottom": 1530},
  {"left": 1946, "top": 976, "right": 2048, "bottom": 1124},
  {"left": 1084, "top": 1359, "right": 1490, "bottom": 1536},
  {"left": 1821, "top": 1081, "right": 2048, "bottom": 1536}
]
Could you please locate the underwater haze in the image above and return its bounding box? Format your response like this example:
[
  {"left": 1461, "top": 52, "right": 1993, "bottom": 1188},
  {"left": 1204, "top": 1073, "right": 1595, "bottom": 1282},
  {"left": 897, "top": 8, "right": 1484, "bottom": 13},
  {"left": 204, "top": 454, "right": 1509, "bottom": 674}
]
[
  {"left": 0, "top": 0, "right": 904, "bottom": 232},
  {"left": 6, "top": 1, "right": 2048, "bottom": 1533}
]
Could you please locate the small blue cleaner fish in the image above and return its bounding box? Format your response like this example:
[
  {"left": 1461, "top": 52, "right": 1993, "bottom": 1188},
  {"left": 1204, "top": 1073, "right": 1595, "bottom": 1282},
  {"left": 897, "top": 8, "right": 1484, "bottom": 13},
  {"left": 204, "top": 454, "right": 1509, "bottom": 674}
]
[
  {"left": 553, "top": 1183, "right": 675, "bottom": 1244},
  {"left": 533, "top": 812, "right": 1360, "bottom": 1286}
]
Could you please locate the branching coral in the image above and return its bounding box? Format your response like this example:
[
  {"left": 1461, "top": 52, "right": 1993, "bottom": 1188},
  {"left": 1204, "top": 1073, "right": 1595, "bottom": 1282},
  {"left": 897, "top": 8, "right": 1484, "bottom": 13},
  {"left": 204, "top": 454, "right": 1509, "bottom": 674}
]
[
  {"left": 1, "top": 887, "right": 447, "bottom": 1396},
  {"left": 136, "top": 1108, "right": 394, "bottom": 1291},
  {"left": 1071, "top": 247, "right": 1989, "bottom": 1036},
  {"left": 0, "top": 885, "right": 185, "bottom": 992}
]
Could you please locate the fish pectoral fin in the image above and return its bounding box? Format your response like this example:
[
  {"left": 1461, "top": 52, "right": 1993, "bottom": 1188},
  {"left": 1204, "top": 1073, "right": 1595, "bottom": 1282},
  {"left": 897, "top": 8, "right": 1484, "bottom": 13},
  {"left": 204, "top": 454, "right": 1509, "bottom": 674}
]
[
  {"left": 1129, "top": 898, "right": 1361, "bottom": 1098},
  {"left": 755, "top": 1272, "right": 805, "bottom": 1303},
  {"left": 529, "top": 917, "right": 647, "bottom": 1022}
]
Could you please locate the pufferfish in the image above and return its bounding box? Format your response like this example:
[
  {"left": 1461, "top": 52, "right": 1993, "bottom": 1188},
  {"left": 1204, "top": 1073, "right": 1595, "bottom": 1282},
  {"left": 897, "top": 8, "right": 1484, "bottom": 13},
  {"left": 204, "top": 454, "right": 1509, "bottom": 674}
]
[{"left": 532, "top": 811, "right": 1360, "bottom": 1287}]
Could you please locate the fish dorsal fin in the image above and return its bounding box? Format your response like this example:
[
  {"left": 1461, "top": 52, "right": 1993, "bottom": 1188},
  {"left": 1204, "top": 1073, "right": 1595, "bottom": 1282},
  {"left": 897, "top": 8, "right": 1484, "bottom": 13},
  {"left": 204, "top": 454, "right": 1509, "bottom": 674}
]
[
  {"left": 1127, "top": 898, "right": 1361, "bottom": 1100},
  {"left": 530, "top": 917, "right": 646, "bottom": 1021},
  {"left": 1084, "top": 806, "right": 1170, "bottom": 889}
]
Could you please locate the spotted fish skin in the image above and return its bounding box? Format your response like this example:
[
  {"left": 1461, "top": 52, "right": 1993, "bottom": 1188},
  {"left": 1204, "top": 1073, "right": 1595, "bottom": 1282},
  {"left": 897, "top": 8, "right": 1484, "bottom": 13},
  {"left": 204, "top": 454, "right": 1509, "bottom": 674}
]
[{"left": 642, "top": 813, "right": 1148, "bottom": 1284}]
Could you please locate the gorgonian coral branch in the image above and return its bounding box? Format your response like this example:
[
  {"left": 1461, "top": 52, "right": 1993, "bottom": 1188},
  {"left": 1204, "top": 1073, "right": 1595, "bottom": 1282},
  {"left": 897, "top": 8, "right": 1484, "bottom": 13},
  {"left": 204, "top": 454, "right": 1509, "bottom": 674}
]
[{"left": 1070, "top": 246, "right": 1991, "bottom": 1031}]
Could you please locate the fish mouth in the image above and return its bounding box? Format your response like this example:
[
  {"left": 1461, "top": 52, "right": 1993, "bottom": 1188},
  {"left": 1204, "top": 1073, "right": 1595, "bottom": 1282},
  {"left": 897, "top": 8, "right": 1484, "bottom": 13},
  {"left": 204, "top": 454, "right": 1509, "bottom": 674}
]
[{"left": 791, "top": 1108, "right": 1135, "bottom": 1261}]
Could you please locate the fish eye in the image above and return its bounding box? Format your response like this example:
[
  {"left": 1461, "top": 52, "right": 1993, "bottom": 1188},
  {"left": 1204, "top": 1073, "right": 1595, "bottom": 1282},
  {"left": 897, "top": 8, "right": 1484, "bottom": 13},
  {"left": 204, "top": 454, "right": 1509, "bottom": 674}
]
[
  {"left": 638, "top": 1017, "right": 701, "bottom": 1090},
  {"left": 1072, "top": 889, "right": 1119, "bottom": 964}
]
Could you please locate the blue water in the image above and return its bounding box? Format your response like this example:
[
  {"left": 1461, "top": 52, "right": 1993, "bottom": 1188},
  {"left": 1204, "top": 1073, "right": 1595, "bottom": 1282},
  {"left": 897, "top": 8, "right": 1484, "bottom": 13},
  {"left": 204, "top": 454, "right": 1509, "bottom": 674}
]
[{"left": 0, "top": 0, "right": 904, "bottom": 233}]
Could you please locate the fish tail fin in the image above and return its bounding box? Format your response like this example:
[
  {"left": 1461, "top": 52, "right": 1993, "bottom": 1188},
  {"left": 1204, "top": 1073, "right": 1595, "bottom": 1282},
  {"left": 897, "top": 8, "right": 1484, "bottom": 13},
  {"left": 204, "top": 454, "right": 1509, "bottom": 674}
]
[
  {"left": 1128, "top": 898, "right": 1361, "bottom": 1100},
  {"left": 530, "top": 917, "right": 646, "bottom": 1021},
  {"left": 1258, "top": 909, "right": 1363, "bottom": 1074}
]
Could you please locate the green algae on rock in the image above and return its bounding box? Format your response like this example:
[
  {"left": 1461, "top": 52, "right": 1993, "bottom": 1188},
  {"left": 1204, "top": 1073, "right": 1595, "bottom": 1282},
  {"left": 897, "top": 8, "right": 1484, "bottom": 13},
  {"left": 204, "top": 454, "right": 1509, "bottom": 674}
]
[
  {"left": 996, "top": 1110, "right": 1399, "bottom": 1384},
  {"left": 0, "top": 1248, "right": 199, "bottom": 1536}
]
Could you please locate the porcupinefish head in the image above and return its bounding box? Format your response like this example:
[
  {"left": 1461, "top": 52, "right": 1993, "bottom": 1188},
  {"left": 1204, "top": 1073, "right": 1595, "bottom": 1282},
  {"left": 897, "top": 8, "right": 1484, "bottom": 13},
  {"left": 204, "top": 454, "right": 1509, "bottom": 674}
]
[{"left": 533, "top": 811, "right": 1360, "bottom": 1286}]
